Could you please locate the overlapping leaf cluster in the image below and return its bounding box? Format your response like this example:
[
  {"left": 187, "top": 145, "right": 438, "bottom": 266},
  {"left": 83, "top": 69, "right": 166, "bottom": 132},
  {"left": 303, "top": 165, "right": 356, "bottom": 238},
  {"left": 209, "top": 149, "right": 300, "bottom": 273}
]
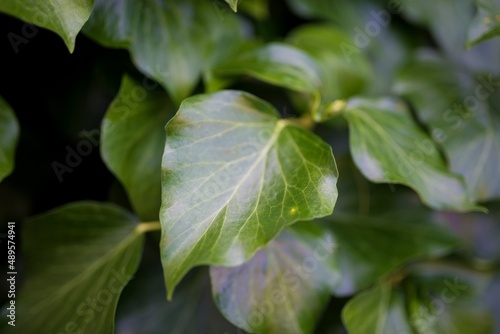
[{"left": 1, "top": 0, "right": 500, "bottom": 333}]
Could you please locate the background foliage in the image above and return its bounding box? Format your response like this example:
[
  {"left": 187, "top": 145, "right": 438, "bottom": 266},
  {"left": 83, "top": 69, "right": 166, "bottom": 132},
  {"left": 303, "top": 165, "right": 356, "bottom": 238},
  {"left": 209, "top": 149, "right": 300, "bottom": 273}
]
[{"left": 0, "top": 0, "right": 500, "bottom": 333}]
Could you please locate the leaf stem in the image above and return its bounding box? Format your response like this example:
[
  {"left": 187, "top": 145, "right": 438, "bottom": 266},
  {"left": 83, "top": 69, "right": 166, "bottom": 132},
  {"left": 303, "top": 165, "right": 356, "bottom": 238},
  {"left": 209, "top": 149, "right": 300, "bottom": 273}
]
[{"left": 136, "top": 221, "right": 161, "bottom": 234}]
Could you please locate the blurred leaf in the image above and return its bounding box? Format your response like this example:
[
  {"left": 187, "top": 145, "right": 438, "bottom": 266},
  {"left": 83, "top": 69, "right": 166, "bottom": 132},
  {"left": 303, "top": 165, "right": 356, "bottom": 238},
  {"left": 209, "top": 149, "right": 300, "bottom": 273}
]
[
  {"left": 1, "top": 202, "right": 144, "bottom": 334},
  {"left": 323, "top": 212, "right": 459, "bottom": 296},
  {"left": 406, "top": 262, "right": 493, "bottom": 334},
  {"left": 116, "top": 241, "right": 239, "bottom": 334},
  {"left": 467, "top": 0, "right": 500, "bottom": 48},
  {"left": 0, "top": 0, "right": 94, "bottom": 52},
  {"left": 101, "top": 75, "right": 174, "bottom": 221},
  {"left": 343, "top": 97, "right": 480, "bottom": 211},
  {"left": 0, "top": 96, "right": 19, "bottom": 182},
  {"left": 401, "top": 0, "right": 475, "bottom": 53},
  {"left": 239, "top": 0, "right": 269, "bottom": 20},
  {"left": 210, "top": 223, "right": 339, "bottom": 334},
  {"left": 214, "top": 43, "right": 321, "bottom": 96},
  {"left": 394, "top": 54, "right": 500, "bottom": 202},
  {"left": 160, "top": 90, "right": 338, "bottom": 297},
  {"left": 83, "top": 0, "right": 246, "bottom": 105},
  {"left": 225, "top": 0, "right": 238, "bottom": 12},
  {"left": 342, "top": 284, "right": 412, "bottom": 334},
  {"left": 287, "top": 24, "right": 373, "bottom": 121}
]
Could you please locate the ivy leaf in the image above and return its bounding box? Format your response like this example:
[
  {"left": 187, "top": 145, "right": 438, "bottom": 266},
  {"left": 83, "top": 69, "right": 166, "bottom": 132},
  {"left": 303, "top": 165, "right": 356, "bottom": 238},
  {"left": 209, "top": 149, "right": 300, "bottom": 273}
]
[
  {"left": 343, "top": 97, "right": 479, "bottom": 212},
  {"left": 210, "top": 223, "right": 339, "bottom": 334},
  {"left": 0, "top": 0, "right": 94, "bottom": 52},
  {"left": 0, "top": 96, "right": 19, "bottom": 182},
  {"left": 342, "top": 284, "right": 413, "bottom": 334},
  {"left": 83, "top": 0, "right": 245, "bottom": 105},
  {"left": 101, "top": 76, "right": 174, "bottom": 221},
  {"left": 323, "top": 212, "right": 459, "bottom": 296},
  {"left": 2, "top": 202, "right": 144, "bottom": 334},
  {"left": 224, "top": 0, "right": 238, "bottom": 12},
  {"left": 214, "top": 43, "right": 321, "bottom": 96},
  {"left": 467, "top": 0, "right": 500, "bottom": 48},
  {"left": 394, "top": 55, "right": 500, "bottom": 202},
  {"left": 287, "top": 24, "right": 373, "bottom": 121},
  {"left": 160, "top": 90, "right": 338, "bottom": 297}
]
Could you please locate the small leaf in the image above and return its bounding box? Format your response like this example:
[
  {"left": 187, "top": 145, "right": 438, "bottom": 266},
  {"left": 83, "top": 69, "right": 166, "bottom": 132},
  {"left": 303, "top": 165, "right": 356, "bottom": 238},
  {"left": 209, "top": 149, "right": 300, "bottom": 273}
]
[
  {"left": 84, "top": 0, "right": 246, "bottom": 104},
  {"left": 0, "top": 96, "right": 19, "bottom": 182},
  {"left": 343, "top": 97, "right": 479, "bottom": 212},
  {"left": 394, "top": 55, "right": 500, "bottom": 202},
  {"left": 342, "top": 284, "right": 412, "bottom": 334},
  {"left": 101, "top": 76, "right": 174, "bottom": 221},
  {"left": 0, "top": 0, "right": 95, "bottom": 52},
  {"left": 210, "top": 223, "right": 339, "bottom": 334},
  {"left": 2, "top": 202, "right": 144, "bottom": 333},
  {"left": 323, "top": 212, "right": 459, "bottom": 295},
  {"left": 467, "top": 0, "right": 500, "bottom": 48},
  {"left": 160, "top": 90, "right": 338, "bottom": 297}
]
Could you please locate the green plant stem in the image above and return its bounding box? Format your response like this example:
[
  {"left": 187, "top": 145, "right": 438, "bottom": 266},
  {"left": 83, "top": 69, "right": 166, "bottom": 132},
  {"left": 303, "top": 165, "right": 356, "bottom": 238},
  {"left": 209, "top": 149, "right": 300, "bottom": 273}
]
[{"left": 136, "top": 221, "right": 161, "bottom": 234}]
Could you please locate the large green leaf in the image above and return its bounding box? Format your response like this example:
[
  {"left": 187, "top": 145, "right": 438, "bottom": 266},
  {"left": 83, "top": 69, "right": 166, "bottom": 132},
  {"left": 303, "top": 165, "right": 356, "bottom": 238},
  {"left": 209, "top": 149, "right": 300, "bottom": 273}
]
[
  {"left": 343, "top": 97, "right": 479, "bottom": 211},
  {"left": 467, "top": 0, "right": 500, "bottom": 47},
  {"left": 160, "top": 90, "right": 338, "bottom": 297},
  {"left": 210, "top": 223, "right": 339, "bottom": 334},
  {"left": 0, "top": 96, "right": 19, "bottom": 182},
  {"left": 343, "top": 284, "right": 412, "bottom": 334},
  {"left": 0, "top": 202, "right": 145, "bottom": 333},
  {"left": 101, "top": 75, "right": 174, "bottom": 221},
  {"left": 83, "top": 0, "right": 246, "bottom": 105},
  {"left": 324, "top": 212, "right": 459, "bottom": 296},
  {"left": 394, "top": 55, "right": 500, "bottom": 202},
  {"left": 287, "top": 24, "right": 373, "bottom": 121},
  {"left": 0, "top": 0, "right": 94, "bottom": 52}
]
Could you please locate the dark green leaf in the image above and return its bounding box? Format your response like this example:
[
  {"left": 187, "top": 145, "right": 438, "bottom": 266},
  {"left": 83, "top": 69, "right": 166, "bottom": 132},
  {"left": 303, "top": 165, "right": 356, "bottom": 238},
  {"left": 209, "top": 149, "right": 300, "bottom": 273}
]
[
  {"left": 0, "top": 96, "right": 19, "bottom": 182},
  {"left": 83, "top": 0, "right": 246, "bottom": 104},
  {"left": 160, "top": 90, "right": 338, "bottom": 297},
  {"left": 239, "top": 0, "right": 269, "bottom": 20},
  {"left": 0, "top": 0, "right": 94, "bottom": 52},
  {"left": 342, "top": 284, "right": 412, "bottom": 334},
  {"left": 467, "top": 0, "right": 500, "bottom": 48},
  {"left": 343, "top": 97, "right": 480, "bottom": 211},
  {"left": 210, "top": 223, "right": 339, "bottom": 334},
  {"left": 323, "top": 212, "right": 459, "bottom": 295},
  {"left": 3, "top": 202, "right": 144, "bottom": 333},
  {"left": 394, "top": 55, "right": 500, "bottom": 202},
  {"left": 101, "top": 75, "right": 174, "bottom": 221}
]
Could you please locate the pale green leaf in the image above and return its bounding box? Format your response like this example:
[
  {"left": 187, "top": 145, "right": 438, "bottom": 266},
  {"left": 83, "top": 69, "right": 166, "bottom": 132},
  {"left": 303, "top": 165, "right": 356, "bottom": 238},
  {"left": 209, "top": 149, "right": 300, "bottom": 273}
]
[
  {"left": 1, "top": 202, "right": 144, "bottom": 334},
  {"left": 343, "top": 97, "right": 479, "bottom": 212},
  {"left": 342, "top": 284, "right": 412, "bottom": 334},
  {"left": 467, "top": 0, "right": 500, "bottom": 48},
  {"left": 394, "top": 55, "right": 500, "bottom": 202},
  {"left": 83, "top": 0, "right": 246, "bottom": 105},
  {"left": 160, "top": 90, "right": 338, "bottom": 297},
  {"left": 210, "top": 223, "right": 339, "bottom": 334},
  {"left": 324, "top": 212, "right": 459, "bottom": 296},
  {"left": 0, "top": 96, "right": 19, "bottom": 182},
  {"left": 101, "top": 75, "right": 174, "bottom": 221},
  {"left": 0, "top": 0, "right": 94, "bottom": 52}
]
